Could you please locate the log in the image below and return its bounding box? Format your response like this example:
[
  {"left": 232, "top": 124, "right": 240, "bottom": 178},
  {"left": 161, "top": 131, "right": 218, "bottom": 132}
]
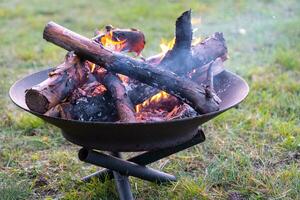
[
  {"left": 43, "top": 21, "right": 220, "bottom": 114},
  {"left": 102, "top": 72, "right": 136, "bottom": 122},
  {"left": 25, "top": 52, "right": 89, "bottom": 113}
]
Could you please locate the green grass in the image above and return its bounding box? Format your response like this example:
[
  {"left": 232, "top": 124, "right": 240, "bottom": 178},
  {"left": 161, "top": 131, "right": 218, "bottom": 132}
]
[{"left": 0, "top": 0, "right": 300, "bottom": 199}]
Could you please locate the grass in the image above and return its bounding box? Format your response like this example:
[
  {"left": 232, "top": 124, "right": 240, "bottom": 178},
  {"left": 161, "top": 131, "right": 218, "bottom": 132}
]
[{"left": 0, "top": 0, "right": 299, "bottom": 199}]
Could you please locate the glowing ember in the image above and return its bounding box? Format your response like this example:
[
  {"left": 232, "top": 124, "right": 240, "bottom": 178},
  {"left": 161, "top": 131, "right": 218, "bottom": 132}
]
[
  {"left": 118, "top": 74, "right": 129, "bottom": 84},
  {"left": 89, "top": 62, "right": 96, "bottom": 73},
  {"left": 135, "top": 91, "right": 171, "bottom": 113}
]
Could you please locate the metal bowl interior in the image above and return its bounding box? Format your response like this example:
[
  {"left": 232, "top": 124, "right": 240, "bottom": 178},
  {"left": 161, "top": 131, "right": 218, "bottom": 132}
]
[{"left": 9, "top": 68, "right": 249, "bottom": 151}]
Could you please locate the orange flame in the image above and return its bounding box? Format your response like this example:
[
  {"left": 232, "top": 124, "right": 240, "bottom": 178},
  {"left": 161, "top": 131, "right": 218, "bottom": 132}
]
[
  {"left": 101, "top": 31, "right": 127, "bottom": 51},
  {"left": 135, "top": 91, "right": 170, "bottom": 113},
  {"left": 86, "top": 61, "right": 96, "bottom": 73},
  {"left": 90, "top": 63, "right": 96, "bottom": 73},
  {"left": 159, "top": 36, "right": 202, "bottom": 54}
]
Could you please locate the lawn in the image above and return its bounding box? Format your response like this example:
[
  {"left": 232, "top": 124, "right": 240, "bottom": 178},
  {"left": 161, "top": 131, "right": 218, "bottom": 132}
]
[{"left": 0, "top": 0, "right": 299, "bottom": 199}]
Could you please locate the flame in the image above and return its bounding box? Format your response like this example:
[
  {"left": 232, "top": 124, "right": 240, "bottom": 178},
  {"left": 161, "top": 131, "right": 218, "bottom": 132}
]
[
  {"left": 135, "top": 91, "right": 170, "bottom": 113},
  {"left": 159, "top": 36, "right": 202, "bottom": 54},
  {"left": 100, "top": 30, "right": 127, "bottom": 51},
  {"left": 90, "top": 63, "right": 96, "bottom": 73},
  {"left": 86, "top": 61, "right": 96, "bottom": 73},
  {"left": 160, "top": 38, "right": 175, "bottom": 54},
  {"left": 118, "top": 74, "right": 129, "bottom": 83}
]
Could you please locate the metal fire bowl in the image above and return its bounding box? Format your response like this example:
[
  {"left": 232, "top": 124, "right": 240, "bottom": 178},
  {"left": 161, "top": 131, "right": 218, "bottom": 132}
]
[{"left": 9, "top": 68, "right": 249, "bottom": 152}]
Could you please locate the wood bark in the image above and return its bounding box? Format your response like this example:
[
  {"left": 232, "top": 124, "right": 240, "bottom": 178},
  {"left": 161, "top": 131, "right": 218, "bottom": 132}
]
[
  {"left": 43, "top": 21, "right": 220, "bottom": 114},
  {"left": 25, "top": 52, "right": 89, "bottom": 113}
]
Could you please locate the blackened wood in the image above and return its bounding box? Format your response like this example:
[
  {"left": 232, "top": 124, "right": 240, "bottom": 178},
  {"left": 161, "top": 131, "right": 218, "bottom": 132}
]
[
  {"left": 102, "top": 72, "right": 136, "bottom": 122},
  {"left": 46, "top": 94, "right": 118, "bottom": 121},
  {"left": 128, "top": 83, "right": 160, "bottom": 105},
  {"left": 159, "top": 10, "right": 193, "bottom": 74},
  {"left": 25, "top": 52, "right": 89, "bottom": 113},
  {"left": 71, "top": 94, "right": 117, "bottom": 121},
  {"left": 43, "top": 21, "right": 220, "bottom": 114}
]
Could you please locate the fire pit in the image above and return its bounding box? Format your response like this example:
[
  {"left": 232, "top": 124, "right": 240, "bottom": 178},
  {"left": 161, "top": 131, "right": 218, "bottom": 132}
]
[{"left": 9, "top": 10, "right": 249, "bottom": 200}]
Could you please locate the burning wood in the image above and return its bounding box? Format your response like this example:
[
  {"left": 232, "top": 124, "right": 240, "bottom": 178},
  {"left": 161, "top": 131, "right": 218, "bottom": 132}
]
[
  {"left": 93, "top": 25, "right": 145, "bottom": 56},
  {"left": 128, "top": 11, "right": 227, "bottom": 105},
  {"left": 25, "top": 10, "right": 229, "bottom": 123}
]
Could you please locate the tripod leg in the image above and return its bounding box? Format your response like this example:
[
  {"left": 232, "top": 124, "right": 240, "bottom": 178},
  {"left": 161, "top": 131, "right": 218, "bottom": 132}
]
[{"left": 112, "top": 152, "right": 134, "bottom": 200}]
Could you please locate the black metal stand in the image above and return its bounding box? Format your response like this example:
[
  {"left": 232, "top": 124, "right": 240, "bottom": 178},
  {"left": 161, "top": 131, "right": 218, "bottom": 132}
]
[{"left": 78, "top": 129, "right": 205, "bottom": 200}]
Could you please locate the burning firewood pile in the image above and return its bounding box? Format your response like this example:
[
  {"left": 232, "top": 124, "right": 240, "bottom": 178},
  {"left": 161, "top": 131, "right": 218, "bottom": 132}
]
[{"left": 25, "top": 10, "right": 228, "bottom": 123}]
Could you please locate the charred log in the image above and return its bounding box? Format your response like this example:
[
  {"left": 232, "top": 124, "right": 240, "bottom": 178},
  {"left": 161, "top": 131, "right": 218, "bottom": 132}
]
[
  {"left": 43, "top": 21, "right": 220, "bottom": 114},
  {"left": 159, "top": 10, "right": 193, "bottom": 74},
  {"left": 71, "top": 94, "right": 117, "bottom": 121},
  {"left": 25, "top": 52, "right": 89, "bottom": 113},
  {"left": 46, "top": 90, "right": 118, "bottom": 122}
]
